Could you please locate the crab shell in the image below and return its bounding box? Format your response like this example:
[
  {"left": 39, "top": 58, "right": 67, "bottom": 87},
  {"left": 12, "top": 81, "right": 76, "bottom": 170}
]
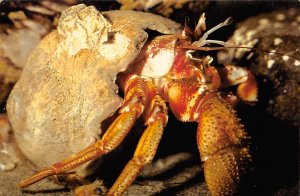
[{"left": 6, "top": 4, "right": 182, "bottom": 178}]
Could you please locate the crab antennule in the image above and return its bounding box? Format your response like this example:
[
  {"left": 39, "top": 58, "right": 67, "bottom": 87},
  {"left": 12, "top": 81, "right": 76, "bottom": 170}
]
[
  {"left": 193, "top": 17, "right": 232, "bottom": 47},
  {"left": 194, "top": 13, "right": 207, "bottom": 39}
]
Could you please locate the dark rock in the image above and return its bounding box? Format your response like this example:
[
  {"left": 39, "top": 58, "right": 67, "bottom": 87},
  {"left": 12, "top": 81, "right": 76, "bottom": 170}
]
[
  {"left": 217, "top": 8, "right": 299, "bottom": 196},
  {"left": 218, "top": 8, "right": 300, "bottom": 127}
]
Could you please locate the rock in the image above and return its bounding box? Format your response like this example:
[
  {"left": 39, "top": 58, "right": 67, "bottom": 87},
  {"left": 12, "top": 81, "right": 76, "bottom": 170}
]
[
  {"left": 118, "top": 0, "right": 210, "bottom": 17},
  {"left": 0, "top": 114, "right": 23, "bottom": 171},
  {"left": 218, "top": 8, "right": 300, "bottom": 127},
  {"left": 217, "top": 8, "right": 299, "bottom": 196},
  {"left": 0, "top": 1, "right": 72, "bottom": 107}
]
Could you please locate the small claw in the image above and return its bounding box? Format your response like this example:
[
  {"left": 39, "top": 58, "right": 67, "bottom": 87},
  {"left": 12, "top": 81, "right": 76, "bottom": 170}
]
[
  {"left": 219, "top": 65, "right": 249, "bottom": 86},
  {"left": 237, "top": 71, "right": 258, "bottom": 102},
  {"left": 218, "top": 65, "right": 258, "bottom": 102}
]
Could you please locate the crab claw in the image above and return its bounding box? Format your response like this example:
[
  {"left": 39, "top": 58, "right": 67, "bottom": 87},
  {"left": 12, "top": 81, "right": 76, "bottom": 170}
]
[
  {"left": 218, "top": 65, "right": 258, "bottom": 102},
  {"left": 237, "top": 70, "right": 258, "bottom": 102},
  {"left": 197, "top": 93, "right": 251, "bottom": 195}
]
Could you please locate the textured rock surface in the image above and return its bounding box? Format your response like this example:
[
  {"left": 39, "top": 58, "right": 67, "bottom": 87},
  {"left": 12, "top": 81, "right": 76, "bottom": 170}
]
[
  {"left": 218, "top": 8, "right": 300, "bottom": 127},
  {"left": 217, "top": 8, "right": 299, "bottom": 196},
  {"left": 7, "top": 4, "right": 181, "bottom": 179},
  {"left": 0, "top": 12, "right": 45, "bottom": 106},
  {"left": 0, "top": 162, "right": 72, "bottom": 196},
  {"left": 0, "top": 114, "right": 23, "bottom": 171}
]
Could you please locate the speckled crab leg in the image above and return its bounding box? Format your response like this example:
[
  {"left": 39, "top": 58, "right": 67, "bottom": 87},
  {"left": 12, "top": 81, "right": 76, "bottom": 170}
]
[
  {"left": 18, "top": 75, "right": 147, "bottom": 188},
  {"left": 107, "top": 81, "right": 168, "bottom": 196}
]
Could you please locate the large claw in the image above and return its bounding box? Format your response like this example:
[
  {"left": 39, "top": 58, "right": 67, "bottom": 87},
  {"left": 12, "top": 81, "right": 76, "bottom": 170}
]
[{"left": 196, "top": 93, "right": 251, "bottom": 195}]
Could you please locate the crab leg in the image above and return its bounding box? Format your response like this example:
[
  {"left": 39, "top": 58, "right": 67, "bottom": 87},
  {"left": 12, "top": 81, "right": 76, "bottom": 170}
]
[
  {"left": 196, "top": 93, "right": 251, "bottom": 195},
  {"left": 18, "top": 76, "right": 147, "bottom": 188},
  {"left": 107, "top": 92, "right": 168, "bottom": 195}
]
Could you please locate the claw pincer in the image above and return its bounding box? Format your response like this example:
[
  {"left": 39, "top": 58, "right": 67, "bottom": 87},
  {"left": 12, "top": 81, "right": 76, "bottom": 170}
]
[
  {"left": 164, "top": 72, "right": 251, "bottom": 195},
  {"left": 196, "top": 94, "right": 251, "bottom": 195}
]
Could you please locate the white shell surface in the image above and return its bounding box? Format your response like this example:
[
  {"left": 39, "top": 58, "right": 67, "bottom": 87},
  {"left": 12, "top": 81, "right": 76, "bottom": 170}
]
[{"left": 6, "top": 4, "right": 181, "bottom": 177}]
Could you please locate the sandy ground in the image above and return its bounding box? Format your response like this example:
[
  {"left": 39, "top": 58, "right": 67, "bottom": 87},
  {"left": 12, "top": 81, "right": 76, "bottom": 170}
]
[
  {"left": 0, "top": 153, "right": 209, "bottom": 196},
  {"left": 0, "top": 162, "right": 71, "bottom": 196},
  {"left": 0, "top": 136, "right": 299, "bottom": 196}
]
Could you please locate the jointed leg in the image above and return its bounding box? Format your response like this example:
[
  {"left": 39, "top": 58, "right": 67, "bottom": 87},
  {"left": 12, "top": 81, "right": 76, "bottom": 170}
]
[
  {"left": 107, "top": 92, "right": 168, "bottom": 196},
  {"left": 18, "top": 75, "right": 147, "bottom": 188}
]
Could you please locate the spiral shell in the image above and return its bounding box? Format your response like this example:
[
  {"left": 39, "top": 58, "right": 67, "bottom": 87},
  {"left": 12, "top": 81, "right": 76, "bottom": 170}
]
[{"left": 7, "top": 4, "right": 181, "bottom": 177}]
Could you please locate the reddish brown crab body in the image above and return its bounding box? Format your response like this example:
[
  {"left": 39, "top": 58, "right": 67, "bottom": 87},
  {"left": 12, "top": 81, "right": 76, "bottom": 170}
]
[
  {"left": 17, "top": 8, "right": 257, "bottom": 196},
  {"left": 117, "top": 34, "right": 253, "bottom": 195}
]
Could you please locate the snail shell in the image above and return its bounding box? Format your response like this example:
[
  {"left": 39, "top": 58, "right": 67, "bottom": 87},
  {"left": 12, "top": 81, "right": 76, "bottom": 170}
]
[{"left": 7, "top": 4, "right": 181, "bottom": 178}]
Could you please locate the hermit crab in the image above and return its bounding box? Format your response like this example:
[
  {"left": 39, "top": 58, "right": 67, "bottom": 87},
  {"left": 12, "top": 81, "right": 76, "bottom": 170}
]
[{"left": 7, "top": 4, "right": 257, "bottom": 196}]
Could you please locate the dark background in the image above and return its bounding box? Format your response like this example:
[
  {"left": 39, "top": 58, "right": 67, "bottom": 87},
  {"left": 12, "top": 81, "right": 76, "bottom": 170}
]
[{"left": 0, "top": 0, "right": 299, "bottom": 195}]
